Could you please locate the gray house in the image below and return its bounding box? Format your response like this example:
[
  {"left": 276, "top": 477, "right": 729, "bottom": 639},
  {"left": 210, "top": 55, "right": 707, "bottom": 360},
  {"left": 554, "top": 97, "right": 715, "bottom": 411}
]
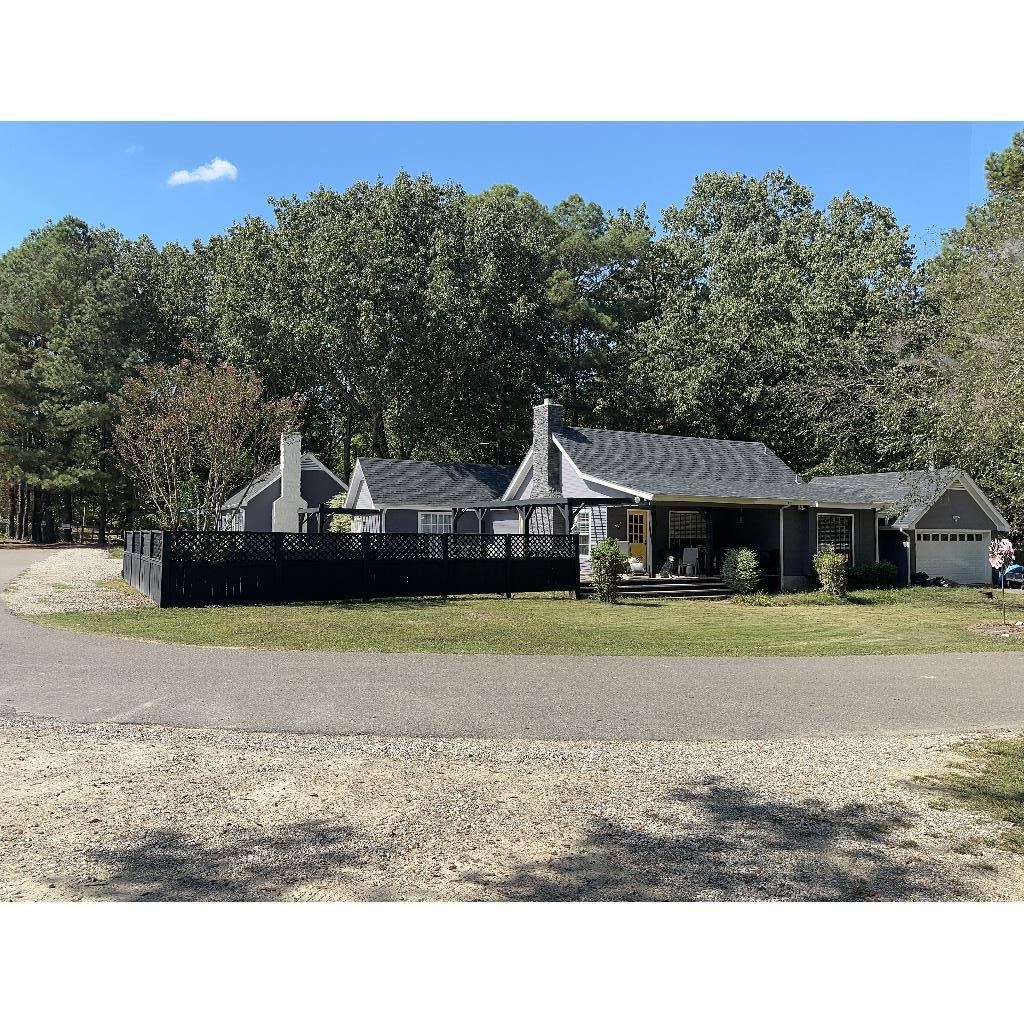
[
  {"left": 340, "top": 400, "right": 1011, "bottom": 590},
  {"left": 218, "top": 432, "right": 347, "bottom": 532},
  {"left": 810, "top": 470, "right": 1010, "bottom": 585},
  {"left": 344, "top": 457, "right": 518, "bottom": 534}
]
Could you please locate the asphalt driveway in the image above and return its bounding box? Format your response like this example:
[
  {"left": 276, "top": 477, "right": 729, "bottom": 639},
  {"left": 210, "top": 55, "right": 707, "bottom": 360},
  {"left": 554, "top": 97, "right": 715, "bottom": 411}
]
[{"left": 1, "top": 547, "right": 1023, "bottom": 741}]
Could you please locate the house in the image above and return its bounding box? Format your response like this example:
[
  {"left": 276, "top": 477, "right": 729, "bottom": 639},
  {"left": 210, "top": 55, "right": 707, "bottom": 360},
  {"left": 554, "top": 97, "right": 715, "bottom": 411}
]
[
  {"left": 809, "top": 470, "right": 1010, "bottom": 585},
  {"left": 344, "top": 457, "right": 518, "bottom": 533},
  {"left": 218, "top": 432, "right": 347, "bottom": 532},
  {"left": 340, "top": 400, "right": 1011, "bottom": 589}
]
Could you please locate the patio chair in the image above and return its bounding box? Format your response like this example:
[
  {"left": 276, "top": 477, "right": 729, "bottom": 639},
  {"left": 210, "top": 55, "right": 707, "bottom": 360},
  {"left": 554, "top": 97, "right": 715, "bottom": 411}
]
[{"left": 679, "top": 546, "right": 699, "bottom": 577}]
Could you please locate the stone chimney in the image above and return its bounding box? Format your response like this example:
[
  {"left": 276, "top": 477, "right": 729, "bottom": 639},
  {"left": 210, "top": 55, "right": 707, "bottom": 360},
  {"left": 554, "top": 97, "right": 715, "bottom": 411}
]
[
  {"left": 272, "top": 431, "right": 303, "bottom": 532},
  {"left": 532, "top": 399, "right": 563, "bottom": 497}
]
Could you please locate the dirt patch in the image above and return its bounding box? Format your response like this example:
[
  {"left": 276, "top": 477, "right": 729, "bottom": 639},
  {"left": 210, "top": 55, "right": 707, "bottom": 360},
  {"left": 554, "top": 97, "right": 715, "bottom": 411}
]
[
  {"left": 2, "top": 548, "right": 152, "bottom": 615},
  {"left": 1, "top": 717, "right": 1021, "bottom": 901},
  {"left": 971, "top": 621, "right": 1024, "bottom": 642}
]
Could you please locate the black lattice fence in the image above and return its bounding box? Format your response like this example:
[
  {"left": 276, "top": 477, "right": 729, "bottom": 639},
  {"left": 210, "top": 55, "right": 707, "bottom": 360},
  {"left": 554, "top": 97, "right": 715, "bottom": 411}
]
[{"left": 122, "top": 530, "right": 579, "bottom": 607}]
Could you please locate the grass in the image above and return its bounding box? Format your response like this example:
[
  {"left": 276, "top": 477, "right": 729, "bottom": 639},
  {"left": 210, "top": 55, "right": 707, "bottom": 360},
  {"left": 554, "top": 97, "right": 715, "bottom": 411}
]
[
  {"left": 24, "top": 585, "right": 1024, "bottom": 657},
  {"left": 107, "top": 546, "right": 124, "bottom": 560},
  {"left": 931, "top": 738, "right": 1024, "bottom": 853}
]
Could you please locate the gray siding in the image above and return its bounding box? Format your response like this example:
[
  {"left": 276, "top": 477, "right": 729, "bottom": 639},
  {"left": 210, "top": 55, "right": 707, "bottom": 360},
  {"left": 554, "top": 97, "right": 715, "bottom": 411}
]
[
  {"left": 916, "top": 488, "right": 1000, "bottom": 531},
  {"left": 243, "top": 479, "right": 280, "bottom": 532},
  {"left": 300, "top": 468, "right": 344, "bottom": 509}
]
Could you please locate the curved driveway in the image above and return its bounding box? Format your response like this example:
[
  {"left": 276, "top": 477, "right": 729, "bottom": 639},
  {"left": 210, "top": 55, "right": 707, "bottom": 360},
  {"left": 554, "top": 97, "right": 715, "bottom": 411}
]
[{"left": 1, "top": 548, "right": 1023, "bottom": 741}]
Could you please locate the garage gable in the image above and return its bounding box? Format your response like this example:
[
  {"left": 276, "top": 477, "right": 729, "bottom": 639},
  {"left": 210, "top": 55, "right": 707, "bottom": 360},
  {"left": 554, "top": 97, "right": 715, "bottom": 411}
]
[{"left": 916, "top": 486, "right": 1002, "bottom": 531}]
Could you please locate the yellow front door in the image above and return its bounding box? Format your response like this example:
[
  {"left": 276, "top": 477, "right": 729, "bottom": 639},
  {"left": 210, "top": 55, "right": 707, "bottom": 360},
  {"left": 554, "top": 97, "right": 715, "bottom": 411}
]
[{"left": 626, "top": 509, "right": 647, "bottom": 564}]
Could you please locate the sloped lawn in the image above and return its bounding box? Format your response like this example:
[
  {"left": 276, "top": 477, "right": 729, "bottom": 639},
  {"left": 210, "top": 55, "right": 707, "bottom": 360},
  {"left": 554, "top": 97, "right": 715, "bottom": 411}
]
[{"left": 26, "top": 585, "right": 1024, "bottom": 656}]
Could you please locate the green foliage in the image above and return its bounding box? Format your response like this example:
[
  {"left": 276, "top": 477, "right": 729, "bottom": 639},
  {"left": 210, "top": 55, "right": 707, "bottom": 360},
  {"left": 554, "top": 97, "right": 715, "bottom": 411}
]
[
  {"left": 847, "top": 560, "right": 898, "bottom": 590},
  {"left": 985, "top": 130, "right": 1024, "bottom": 196},
  {"left": 588, "top": 536, "right": 630, "bottom": 603},
  {"left": 721, "top": 546, "right": 761, "bottom": 594},
  {"left": 813, "top": 546, "right": 849, "bottom": 598},
  {"left": 625, "top": 171, "right": 921, "bottom": 471}
]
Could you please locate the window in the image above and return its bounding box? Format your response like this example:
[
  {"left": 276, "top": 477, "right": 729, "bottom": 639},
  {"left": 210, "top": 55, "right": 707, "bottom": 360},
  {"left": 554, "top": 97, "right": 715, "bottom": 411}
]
[
  {"left": 817, "top": 513, "right": 853, "bottom": 559},
  {"left": 418, "top": 512, "right": 453, "bottom": 535},
  {"left": 573, "top": 509, "right": 592, "bottom": 556},
  {"left": 669, "top": 510, "right": 708, "bottom": 545}
]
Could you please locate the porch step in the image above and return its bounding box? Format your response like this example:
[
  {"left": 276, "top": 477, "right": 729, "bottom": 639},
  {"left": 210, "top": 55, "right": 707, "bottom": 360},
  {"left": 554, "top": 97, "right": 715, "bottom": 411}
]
[{"left": 578, "top": 575, "right": 733, "bottom": 601}]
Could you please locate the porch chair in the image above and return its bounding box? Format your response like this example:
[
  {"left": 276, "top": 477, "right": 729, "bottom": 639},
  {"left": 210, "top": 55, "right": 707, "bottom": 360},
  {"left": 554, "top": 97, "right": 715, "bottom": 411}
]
[{"left": 679, "top": 547, "right": 699, "bottom": 577}]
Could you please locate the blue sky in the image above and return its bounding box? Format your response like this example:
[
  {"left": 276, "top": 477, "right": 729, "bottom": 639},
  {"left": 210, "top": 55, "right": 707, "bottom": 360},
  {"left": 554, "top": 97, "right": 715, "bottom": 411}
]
[{"left": 1, "top": 122, "right": 1021, "bottom": 259}]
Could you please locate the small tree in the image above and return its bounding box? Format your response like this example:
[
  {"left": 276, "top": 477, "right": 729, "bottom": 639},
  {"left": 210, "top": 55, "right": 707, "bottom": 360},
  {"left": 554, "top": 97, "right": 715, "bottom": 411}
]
[
  {"left": 989, "top": 537, "right": 1017, "bottom": 624},
  {"left": 813, "top": 545, "right": 848, "bottom": 599},
  {"left": 721, "top": 547, "right": 761, "bottom": 594},
  {"left": 589, "top": 536, "right": 630, "bottom": 603},
  {"left": 114, "top": 358, "right": 298, "bottom": 530}
]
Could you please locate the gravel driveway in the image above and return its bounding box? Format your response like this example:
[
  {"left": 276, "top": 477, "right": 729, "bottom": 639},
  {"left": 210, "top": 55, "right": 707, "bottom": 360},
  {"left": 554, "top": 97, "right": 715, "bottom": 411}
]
[
  {"left": 2, "top": 547, "right": 151, "bottom": 615},
  {"left": 2, "top": 714, "right": 1021, "bottom": 901}
]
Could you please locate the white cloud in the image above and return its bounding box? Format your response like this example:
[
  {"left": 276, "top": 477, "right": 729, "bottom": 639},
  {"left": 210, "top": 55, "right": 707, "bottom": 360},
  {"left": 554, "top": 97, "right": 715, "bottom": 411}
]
[{"left": 166, "top": 156, "right": 238, "bottom": 187}]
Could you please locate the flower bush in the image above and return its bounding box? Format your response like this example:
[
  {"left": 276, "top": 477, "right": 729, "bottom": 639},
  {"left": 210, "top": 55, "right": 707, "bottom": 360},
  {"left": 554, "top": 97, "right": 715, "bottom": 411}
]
[
  {"left": 589, "top": 537, "right": 631, "bottom": 603},
  {"left": 721, "top": 547, "right": 761, "bottom": 594},
  {"left": 813, "top": 545, "right": 848, "bottom": 598}
]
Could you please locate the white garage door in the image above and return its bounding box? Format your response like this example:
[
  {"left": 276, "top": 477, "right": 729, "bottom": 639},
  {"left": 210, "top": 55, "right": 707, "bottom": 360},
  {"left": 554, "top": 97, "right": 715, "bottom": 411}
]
[{"left": 916, "top": 530, "right": 991, "bottom": 584}]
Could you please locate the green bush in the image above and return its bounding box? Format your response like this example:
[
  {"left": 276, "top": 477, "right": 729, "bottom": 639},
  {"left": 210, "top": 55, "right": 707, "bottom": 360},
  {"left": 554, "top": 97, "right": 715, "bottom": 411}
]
[
  {"left": 848, "top": 560, "right": 898, "bottom": 590},
  {"left": 589, "top": 537, "right": 631, "bottom": 603},
  {"left": 721, "top": 547, "right": 761, "bottom": 594},
  {"left": 813, "top": 545, "right": 848, "bottom": 598}
]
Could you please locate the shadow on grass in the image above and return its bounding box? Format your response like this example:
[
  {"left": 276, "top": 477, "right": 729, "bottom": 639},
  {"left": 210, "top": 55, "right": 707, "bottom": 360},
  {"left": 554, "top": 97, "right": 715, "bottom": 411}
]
[
  {"left": 473, "top": 779, "right": 973, "bottom": 901},
  {"left": 75, "top": 818, "right": 370, "bottom": 901}
]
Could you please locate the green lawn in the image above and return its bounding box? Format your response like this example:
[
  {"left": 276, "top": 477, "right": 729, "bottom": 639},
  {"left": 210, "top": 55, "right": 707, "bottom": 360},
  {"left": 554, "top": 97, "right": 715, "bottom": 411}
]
[
  {"left": 929, "top": 737, "right": 1024, "bottom": 853},
  {"left": 26, "top": 586, "right": 1024, "bottom": 656}
]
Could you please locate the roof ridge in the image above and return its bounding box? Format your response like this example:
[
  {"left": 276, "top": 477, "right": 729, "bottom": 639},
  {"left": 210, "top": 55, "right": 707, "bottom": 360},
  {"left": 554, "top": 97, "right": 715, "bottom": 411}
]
[{"left": 559, "top": 425, "right": 773, "bottom": 449}]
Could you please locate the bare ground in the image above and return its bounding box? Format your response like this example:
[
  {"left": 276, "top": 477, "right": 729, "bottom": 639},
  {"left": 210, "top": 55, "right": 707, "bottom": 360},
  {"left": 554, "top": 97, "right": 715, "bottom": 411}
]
[{"left": 1, "top": 714, "right": 1021, "bottom": 901}]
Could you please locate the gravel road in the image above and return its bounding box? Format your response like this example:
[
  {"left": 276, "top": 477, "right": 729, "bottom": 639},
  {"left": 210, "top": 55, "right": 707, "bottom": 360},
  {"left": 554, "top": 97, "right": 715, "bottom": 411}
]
[{"left": 1, "top": 713, "right": 1020, "bottom": 901}]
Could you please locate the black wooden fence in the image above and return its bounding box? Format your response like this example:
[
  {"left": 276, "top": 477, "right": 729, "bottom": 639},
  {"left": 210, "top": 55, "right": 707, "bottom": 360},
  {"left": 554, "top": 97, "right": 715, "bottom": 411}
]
[{"left": 123, "top": 530, "right": 581, "bottom": 607}]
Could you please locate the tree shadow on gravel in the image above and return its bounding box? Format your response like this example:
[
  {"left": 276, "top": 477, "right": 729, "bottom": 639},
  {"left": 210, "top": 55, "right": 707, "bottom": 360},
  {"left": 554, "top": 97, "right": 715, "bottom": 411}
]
[
  {"left": 474, "top": 779, "right": 975, "bottom": 902},
  {"left": 73, "top": 818, "right": 372, "bottom": 901}
]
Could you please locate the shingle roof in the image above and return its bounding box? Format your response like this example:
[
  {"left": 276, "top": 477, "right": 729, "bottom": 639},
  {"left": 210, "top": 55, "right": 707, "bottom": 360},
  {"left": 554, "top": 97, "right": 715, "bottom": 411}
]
[
  {"left": 554, "top": 426, "right": 832, "bottom": 502},
  {"left": 222, "top": 454, "right": 346, "bottom": 509},
  {"left": 357, "top": 457, "right": 518, "bottom": 507},
  {"left": 810, "top": 469, "right": 960, "bottom": 526}
]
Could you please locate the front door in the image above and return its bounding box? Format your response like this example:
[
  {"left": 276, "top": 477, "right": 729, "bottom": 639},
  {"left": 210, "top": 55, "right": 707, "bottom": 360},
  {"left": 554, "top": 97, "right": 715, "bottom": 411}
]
[{"left": 626, "top": 509, "right": 647, "bottom": 565}]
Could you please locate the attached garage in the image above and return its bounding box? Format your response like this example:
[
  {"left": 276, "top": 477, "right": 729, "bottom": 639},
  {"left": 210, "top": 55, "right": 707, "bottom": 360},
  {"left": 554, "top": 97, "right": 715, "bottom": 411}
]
[
  {"left": 811, "top": 469, "right": 1012, "bottom": 587},
  {"left": 914, "top": 530, "right": 992, "bottom": 585}
]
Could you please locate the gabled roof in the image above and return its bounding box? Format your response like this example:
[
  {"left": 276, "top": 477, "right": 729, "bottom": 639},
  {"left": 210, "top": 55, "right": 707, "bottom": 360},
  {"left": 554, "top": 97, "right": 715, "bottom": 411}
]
[
  {"left": 810, "top": 469, "right": 1011, "bottom": 530},
  {"left": 221, "top": 454, "right": 347, "bottom": 509},
  {"left": 351, "top": 457, "right": 518, "bottom": 508},
  {"left": 551, "top": 426, "right": 830, "bottom": 503}
]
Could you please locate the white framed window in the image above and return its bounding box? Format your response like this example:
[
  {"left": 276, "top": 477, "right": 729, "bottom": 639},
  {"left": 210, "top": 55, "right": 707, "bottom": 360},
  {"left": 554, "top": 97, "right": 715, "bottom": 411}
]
[
  {"left": 418, "top": 511, "right": 453, "bottom": 535},
  {"left": 573, "top": 509, "right": 592, "bottom": 555},
  {"left": 817, "top": 513, "right": 854, "bottom": 560}
]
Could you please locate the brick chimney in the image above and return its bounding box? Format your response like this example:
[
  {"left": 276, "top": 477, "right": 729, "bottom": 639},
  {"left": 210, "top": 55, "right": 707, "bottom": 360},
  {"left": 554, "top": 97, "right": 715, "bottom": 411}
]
[
  {"left": 272, "top": 431, "right": 303, "bottom": 532},
  {"left": 532, "top": 399, "right": 563, "bottom": 497}
]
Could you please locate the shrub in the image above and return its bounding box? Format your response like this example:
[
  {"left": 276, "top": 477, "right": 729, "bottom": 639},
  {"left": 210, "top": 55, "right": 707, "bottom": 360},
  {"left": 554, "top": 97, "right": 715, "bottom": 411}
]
[
  {"left": 813, "top": 545, "right": 848, "bottom": 598},
  {"left": 848, "top": 560, "right": 898, "bottom": 590},
  {"left": 589, "top": 537, "right": 631, "bottom": 603},
  {"left": 721, "top": 547, "right": 761, "bottom": 594}
]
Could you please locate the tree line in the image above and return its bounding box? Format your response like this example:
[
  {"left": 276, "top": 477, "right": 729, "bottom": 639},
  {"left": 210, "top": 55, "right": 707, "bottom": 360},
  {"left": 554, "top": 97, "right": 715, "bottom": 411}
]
[{"left": 2, "top": 130, "right": 1023, "bottom": 540}]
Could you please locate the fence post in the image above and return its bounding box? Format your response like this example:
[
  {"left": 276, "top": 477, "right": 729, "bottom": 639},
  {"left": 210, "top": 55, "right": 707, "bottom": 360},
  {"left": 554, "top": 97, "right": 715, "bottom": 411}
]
[
  {"left": 440, "top": 533, "right": 448, "bottom": 599},
  {"left": 504, "top": 534, "right": 512, "bottom": 599},
  {"left": 361, "top": 531, "right": 371, "bottom": 601},
  {"left": 157, "top": 531, "right": 170, "bottom": 608},
  {"left": 273, "top": 532, "right": 284, "bottom": 602}
]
